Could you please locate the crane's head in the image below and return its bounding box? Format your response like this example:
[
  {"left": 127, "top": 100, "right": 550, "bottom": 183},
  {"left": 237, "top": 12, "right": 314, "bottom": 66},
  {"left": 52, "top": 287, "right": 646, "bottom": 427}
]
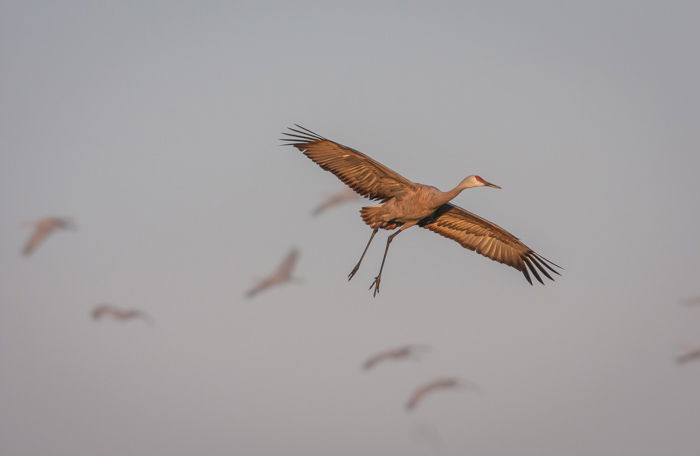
[{"left": 460, "top": 175, "right": 501, "bottom": 190}]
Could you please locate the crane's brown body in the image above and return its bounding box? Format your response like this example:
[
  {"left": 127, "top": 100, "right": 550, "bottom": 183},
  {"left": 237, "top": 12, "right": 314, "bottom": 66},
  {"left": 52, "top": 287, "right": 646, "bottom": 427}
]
[
  {"left": 246, "top": 249, "right": 300, "bottom": 298},
  {"left": 283, "top": 125, "right": 560, "bottom": 295},
  {"left": 92, "top": 304, "right": 153, "bottom": 324},
  {"left": 21, "top": 217, "right": 73, "bottom": 256},
  {"left": 362, "top": 345, "right": 428, "bottom": 370}
]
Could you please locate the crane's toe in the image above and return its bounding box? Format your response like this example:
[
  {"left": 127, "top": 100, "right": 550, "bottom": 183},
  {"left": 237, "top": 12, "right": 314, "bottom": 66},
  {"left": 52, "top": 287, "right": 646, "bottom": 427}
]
[
  {"left": 369, "top": 275, "right": 381, "bottom": 297},
  {"left": 348, "top": 264, "right": 361, "bottom": 281}
]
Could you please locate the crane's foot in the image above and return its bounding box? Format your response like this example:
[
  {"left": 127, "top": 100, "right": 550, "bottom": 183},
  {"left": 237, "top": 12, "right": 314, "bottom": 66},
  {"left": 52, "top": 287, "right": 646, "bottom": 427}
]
[
  {"left": 369, "top": 275, "right": 381, "bottom": 297},
  {"left": 348, "top": 263, "right": 361, "bottom": 281}
]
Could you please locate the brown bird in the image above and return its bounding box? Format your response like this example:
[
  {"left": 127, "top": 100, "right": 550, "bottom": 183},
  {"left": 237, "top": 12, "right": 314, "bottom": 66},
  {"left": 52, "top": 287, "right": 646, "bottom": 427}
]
[
  {"left": 246, "top": 248, "right": 301, "bottom": 298},
  {"left": 405, "top": 377, "right": 479, "bottom": 411},
  {"left": 312, "top": 188, "right": 360, "bottom": 216},
  {"left": 676, "top": 348, "right": 700, "bottom": 365},
  {"left": 21, "top": 216, "right": 74, "bottom": 256},
  {"left": 283, "top": 125, "right": 560, "bottom": 296},
  {"left": 362, "top": 345, "right": 430, "bottom": 370},
  {"left": 92, "top": 304, "right": 153, "bottom": 324}
]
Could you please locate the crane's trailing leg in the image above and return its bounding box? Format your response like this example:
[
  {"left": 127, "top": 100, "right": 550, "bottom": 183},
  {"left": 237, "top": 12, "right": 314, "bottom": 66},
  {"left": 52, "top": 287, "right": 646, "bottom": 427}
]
[
  {"left": 369, "top": 229, "right": 403, "bottom": 297},
  {"left": 348, "top": 228, "right": 378, "bottom": 281}
]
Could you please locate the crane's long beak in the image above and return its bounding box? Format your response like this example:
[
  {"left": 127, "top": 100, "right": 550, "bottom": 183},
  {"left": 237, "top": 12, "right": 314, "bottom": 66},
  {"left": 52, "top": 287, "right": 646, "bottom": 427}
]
[{"left": 483, "top": 180, "right": 501, "bottom": 189}]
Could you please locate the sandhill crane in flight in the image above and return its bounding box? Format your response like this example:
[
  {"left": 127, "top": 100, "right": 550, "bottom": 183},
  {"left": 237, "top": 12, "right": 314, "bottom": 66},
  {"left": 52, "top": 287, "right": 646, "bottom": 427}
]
[
  {"left": 676, "top": 348, "right": 700, "bottom": 365},
  {"left": 312, "top": 188, "right": 360, "bottom": 216},
  {"left": 246, "top": 248, "right": 301, "bottom": 298},
  {"left": 21, "top": 216, "right": 74, "bottom": 256},
  {"left": 283, "top": 125, "right": 561, "bottom": 296},
  {"left": 405, "top": 377, "right": 479, "bottom": 411},
  {"left": 362, "top": 345, "right": 430, "bottom": 370},
  {"left": 92, "top": 304, "right": 154, "bottom": 324}
]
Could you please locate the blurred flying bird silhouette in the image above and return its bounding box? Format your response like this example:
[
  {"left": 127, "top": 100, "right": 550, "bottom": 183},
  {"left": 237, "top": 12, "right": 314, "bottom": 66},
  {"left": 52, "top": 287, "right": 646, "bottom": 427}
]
[
  {"left": 676, "top": 348, "right": 700, "bottom": 365},
  {"left": 21, "top": 216, "right": 75, "bottom": 256},
  {"left": 312, "top": 188, "right": 360, "bottom": 216},
  {"left": 283, "top": 125, "right": 561, "bottom": 296},
  {"left": 362, "top": 345, "right": 430, "bottom": 370},
  {"left": 405, "top": 377, "right": 480, "bottom": 411},
  {"left": 246, "top": 248, "right": 301, "bottom": 298},
  {"left": 92, "top": 304, "right": 154, "bottom": 324}
]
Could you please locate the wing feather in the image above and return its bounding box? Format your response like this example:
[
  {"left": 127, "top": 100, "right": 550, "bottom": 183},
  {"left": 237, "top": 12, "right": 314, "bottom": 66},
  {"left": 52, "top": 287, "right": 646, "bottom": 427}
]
[
  {"left": 419, "top": 204, "right": 561, "bottom": 285},
  {"left": 22, "top": 228, "right": 50, "bottom": 255},
  {"left": 282, "top": 125, "right": 416, "bottom": 202}
]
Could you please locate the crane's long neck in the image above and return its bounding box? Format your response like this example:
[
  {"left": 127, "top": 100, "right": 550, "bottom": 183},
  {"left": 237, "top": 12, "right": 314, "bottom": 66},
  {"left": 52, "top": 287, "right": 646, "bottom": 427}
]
[{"left": 439, "top": 184, "right": 466, "bottom": 205}]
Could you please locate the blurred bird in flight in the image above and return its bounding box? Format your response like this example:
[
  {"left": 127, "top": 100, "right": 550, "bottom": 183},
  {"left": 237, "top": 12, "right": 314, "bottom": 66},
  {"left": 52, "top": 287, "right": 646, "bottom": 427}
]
[
  {"left": 676, "top": 348, "right": 700, "bottom": 365},
  {"left": 311, "top": 187, "right": 360, "bottom": 216},
  {"left": 362, "top": 345, "right": 430, "bottom": 370},
  {"left": 246, "top": 248, "right": 301, "bottom": 298},
  {"left": 405, "top": 377, "right": 479, "bottom": 411},
  {"left": 21, "top": 216, "right": 74, "bottom": 256},
  {"left": 92, "top": 304, "right": 154, "bottom": 325}
]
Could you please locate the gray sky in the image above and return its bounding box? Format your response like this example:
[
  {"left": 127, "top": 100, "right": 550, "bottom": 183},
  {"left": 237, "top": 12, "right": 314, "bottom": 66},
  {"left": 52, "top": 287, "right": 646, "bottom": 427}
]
[{"left": 1, "top": 1, "right": 699, "bottom": 455}]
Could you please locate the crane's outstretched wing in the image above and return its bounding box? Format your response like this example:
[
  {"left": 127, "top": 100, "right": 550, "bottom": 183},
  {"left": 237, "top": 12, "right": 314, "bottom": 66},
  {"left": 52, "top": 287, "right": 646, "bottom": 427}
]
[
  {"left": 419, "top": 204, "right": 561, "bottom": 285},
  {"left": 282, "top": 125, "right": 417, "bottom": 202}
]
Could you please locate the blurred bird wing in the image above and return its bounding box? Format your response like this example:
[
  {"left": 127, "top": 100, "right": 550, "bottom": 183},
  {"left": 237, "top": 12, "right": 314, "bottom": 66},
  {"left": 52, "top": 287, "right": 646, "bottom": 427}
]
[
  {"left": 92, "top": 304, "right": 111, "bottom": 319},
  {"left": 677, "top": 349, "right": 700, "bottom": 364},
  {"left": 132, "top": 310, "right": 155, "bottom": 324},
  {"left": 282, "top": 125, "right": 417, "bottom": 202},
  {"left": 419, "top": 203, "right": 560, "bottom": 285},
  {"left": 276, "top": 249, "right": 299, "bottom": 278},
  {"left": 246, "top": 278, "right": 272, "bottom": 298},
  {"left": 362, "top": 351, "right": 394, "bottom": 370},
  {"left": 22, "top": 226, "right": 53, "bottom": 255},
  {"left": 406, "top": 384, "right": 433, "bottom": 410},
  {"left": 312, "top": 195, "right": 339, "bottom": 215}
]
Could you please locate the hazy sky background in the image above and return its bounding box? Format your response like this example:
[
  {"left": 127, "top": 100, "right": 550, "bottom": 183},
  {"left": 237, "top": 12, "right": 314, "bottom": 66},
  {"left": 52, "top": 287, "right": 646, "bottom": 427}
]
[{"left": 1, "top": 1, "right": 699, "bottom": 455}]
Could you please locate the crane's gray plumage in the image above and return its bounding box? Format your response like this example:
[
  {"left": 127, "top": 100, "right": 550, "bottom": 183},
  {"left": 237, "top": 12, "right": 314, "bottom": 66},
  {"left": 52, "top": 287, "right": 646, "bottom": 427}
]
[{"left": 283, "top": 125, "right": 560, "bottom": 294}]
